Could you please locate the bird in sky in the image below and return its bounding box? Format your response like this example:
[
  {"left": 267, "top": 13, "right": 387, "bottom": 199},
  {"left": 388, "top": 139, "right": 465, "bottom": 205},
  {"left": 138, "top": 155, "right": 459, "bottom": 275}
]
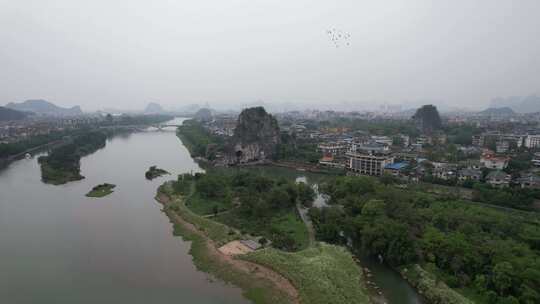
[{"left": 326, "top": 28, "right": 351, "bottom": 48}]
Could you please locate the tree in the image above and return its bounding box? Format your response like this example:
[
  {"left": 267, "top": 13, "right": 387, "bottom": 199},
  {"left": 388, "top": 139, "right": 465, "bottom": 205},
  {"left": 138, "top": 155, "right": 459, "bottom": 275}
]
[
  {"left": 266, "top": 188, "right": 292, "bottom": 209},
  {"left": 297, "top": 182, "right": 316, "bottom": 207},
  {"left": 492, "top": 262, "right": 515, "bottom": 296}
]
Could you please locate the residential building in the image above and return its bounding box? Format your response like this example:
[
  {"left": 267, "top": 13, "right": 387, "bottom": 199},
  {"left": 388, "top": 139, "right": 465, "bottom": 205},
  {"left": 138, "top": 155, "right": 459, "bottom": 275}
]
[
  {"left": 486, "top": 170, "right": 511, "bottom": 188},
  {"left": 384, "top": 162, "right": 409, "bottom": 176},
  {"left": 431, "top": 162, "right": 458, "bottom": 180},
  {"left": 472, "top": 135, "right": 483, "bottom": 147},
  {"left": 318, "top": 142, "right": 348, "bottom": 157},
  {"left": 525, "top": 135, "right": 540, "bottom": 149},
  {"left": 533, "top": 153, "right": 540, "bottom": 167},
  {"left": 371, "top": 136, "right": 393, "bottom": 146},
  {"left": 480, "top": 150, "right": 509, "bottom": 170},
  {"left": 515, "top": 174, "right": 540, "bottom": 189},
  {"left": 496, "top": 141, "right": 510, "bottom": 153},
  {"left": 458, "top": 168, "right": 482, "bottom": 181},
  {"left": 346, "top": 142, "right": 394, "bottom": 176}
]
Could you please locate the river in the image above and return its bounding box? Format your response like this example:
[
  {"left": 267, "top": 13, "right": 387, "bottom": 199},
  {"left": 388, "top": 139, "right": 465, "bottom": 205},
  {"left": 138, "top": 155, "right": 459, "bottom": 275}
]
[
  {"left": 0, "top": 118, "right": 423, "bottom": 304},
  {"left": 0, "top": 118, "right": 250, "bottom": 304}
]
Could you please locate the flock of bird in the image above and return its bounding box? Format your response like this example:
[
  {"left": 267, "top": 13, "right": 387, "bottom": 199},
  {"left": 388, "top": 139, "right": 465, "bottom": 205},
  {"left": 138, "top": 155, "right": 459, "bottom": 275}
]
[{"left": 326, "top": 28, "right": 351, "bottom": 48}]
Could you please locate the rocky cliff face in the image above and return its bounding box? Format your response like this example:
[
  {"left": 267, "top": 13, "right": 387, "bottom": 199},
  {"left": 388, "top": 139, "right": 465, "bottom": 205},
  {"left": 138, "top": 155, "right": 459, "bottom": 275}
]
[
  {"left": 412, "top": 104, "right": 442, "bottom": 134},
  {"left": 225, "top": 107, "right": 280, "bottom": 164}
]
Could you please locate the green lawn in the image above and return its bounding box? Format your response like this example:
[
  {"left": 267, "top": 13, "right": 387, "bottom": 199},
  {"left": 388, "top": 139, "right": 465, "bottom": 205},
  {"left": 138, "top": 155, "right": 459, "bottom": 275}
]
[
  {"left": 270, "top": 212, "right": 310, "bottom": 250},
  {"left": 241, "top": 243, "right": 371, "bottom": 304}
]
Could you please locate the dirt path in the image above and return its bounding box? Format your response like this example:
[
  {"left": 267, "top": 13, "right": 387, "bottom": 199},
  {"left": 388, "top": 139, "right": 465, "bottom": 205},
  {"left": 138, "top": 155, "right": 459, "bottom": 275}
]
[{"left": 156, "top": 193, "right": 300, "bottom": 304}]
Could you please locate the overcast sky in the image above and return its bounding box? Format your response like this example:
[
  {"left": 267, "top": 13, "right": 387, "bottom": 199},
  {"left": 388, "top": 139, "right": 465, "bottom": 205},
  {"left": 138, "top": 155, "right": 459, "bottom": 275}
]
[{"left": 1, "top": 0, "right": 539, "bottom": 111}]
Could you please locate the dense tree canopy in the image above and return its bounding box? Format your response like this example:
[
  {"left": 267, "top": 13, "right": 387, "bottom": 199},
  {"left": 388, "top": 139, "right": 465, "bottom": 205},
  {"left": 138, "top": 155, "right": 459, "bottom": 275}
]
[{"left": 312, "top": 175, "right": 540, "bottom": 303}]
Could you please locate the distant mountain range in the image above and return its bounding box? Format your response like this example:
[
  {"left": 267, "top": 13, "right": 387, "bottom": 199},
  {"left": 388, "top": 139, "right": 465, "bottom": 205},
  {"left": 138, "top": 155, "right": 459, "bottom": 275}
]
[
  {"left": 490, "top": 95, "right": 540, "bottom": 113},
  {"left": 478, "top": 107, "right": 515, "bottom": 116},
  {"left": 0, "top": 106, "right": 28, "bottom": 121},
  {"left": 5, "top": 99, "right": 82, "bottom": 117}
]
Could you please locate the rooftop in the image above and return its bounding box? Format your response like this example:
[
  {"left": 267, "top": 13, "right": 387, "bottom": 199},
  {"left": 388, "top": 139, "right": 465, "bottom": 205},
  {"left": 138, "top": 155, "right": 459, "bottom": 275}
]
[{"left": 384, "top": 162, "right": 409, "bottom": 170}]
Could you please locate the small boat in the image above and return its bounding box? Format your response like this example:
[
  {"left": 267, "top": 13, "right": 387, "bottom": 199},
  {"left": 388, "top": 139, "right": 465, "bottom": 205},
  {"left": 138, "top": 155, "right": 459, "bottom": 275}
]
[{"left": 25, "top": 153, "right": 31, "bottom": 159}]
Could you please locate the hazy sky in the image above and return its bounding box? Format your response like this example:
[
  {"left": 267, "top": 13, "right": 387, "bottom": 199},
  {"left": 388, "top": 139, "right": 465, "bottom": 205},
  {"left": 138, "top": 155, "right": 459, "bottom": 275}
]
[{"left": 1, "top": 0, "right": 539, "bottom": 111}]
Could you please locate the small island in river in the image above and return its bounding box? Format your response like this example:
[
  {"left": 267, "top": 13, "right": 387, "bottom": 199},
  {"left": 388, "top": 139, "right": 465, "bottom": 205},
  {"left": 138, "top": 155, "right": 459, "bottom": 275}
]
[
  {"left": 38, "top": 131, "right": 107, "bottom": 185},
  {"left": 145, "top": 165, "right": 169, "bottom": 180},
  {"left": 86, "top": 183, "right": 116, "bottom": 197}
]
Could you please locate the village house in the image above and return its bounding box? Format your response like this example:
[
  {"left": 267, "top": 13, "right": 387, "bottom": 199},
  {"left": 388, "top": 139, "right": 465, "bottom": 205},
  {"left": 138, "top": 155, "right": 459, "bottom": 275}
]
[
  {"left": 458, "top": 168, "right": 482, "bottom": 181},
  {"left": 480, "top": 150, "right": 509, "bottom": 170},
  {"left": 515, "top": 174, "right": 540, "bottom": 189},
  {"left": 486, "top": 170, "right": 511, "bottom": 188},
  {"left": 431, "top": 162, "right": 458, "bottom": 180}
]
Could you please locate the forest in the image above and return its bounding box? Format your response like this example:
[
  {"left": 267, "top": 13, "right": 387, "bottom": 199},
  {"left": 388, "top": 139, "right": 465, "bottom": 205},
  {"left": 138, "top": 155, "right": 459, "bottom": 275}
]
[
  {"left": 309, "top": 175, "right": 540, "bottom": 304},
  {"left": 172, "top": 170, "right": 315, "bottom": 251}
]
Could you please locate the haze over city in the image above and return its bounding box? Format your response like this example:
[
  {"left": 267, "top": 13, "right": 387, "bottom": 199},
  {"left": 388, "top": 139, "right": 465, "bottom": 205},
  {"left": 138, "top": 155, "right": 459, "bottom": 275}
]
[{"left": 2, "top": 0, "right": 540, "bottom": 111}]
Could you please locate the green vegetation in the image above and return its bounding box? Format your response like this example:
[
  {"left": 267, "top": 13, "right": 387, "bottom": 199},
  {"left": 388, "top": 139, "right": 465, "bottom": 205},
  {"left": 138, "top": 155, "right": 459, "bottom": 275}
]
[
  {"left": 171, "top": 170, "right": 312, "bottom": 251},
  {"left": 176, "top": 119, "right": 225, "bottom": 159},
  {"left": 145, "top": 165, "right": 169, "bottom": 180},
  {"left": 241, "top": 243, "right": 371, "bottom": 304},
  {"left": 275, "top": 134, "right": 321, "bottom": 163},
  {"left": 159, "top": 181, "right": 371, "bottom": 304},
  {"left": 472, "top": 183, "right": 540, "bottom": 210},
  {"left": 400, "top": 264, "right": 473, "bottom": 304},
  {"left": 159, "top": 182, "right": 237, "bottom": 245},
  {"left": 38, "top": 131, "right": 107, "bottom": 184},
  {"left": 310, "top": 118, "right": 419, "bottom": 137},
  {"left": 86, "top": 183, "right": 116, "bottom": 197},
  {"left": 0, "top": 130, "right": 71, "bottom": 159},
  {"left": 157, "top": 183, "right": 294, "bottom": 304},
  {"left": 312, "top": 175, "right": 540, "bottom": 303}
]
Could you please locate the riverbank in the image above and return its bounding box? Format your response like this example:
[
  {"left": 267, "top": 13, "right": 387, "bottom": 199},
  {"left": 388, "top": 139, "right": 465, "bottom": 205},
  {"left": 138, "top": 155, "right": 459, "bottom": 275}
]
[
  {"left": 155, "top": 183, "right": 298, "bottom": 304},
  {"left": 156, "top": 182, "right": 372, "bottom": 304},
  {"left": 399, "top": 264, "right": 473, "bottom": 304}
]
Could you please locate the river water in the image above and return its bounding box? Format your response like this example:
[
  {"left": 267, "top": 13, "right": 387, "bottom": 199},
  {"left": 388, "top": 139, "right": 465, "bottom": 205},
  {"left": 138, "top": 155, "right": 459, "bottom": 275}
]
[
  {"left": 0, "top": 118, "right": 250, "bottom": 304},
  {"left": 0, "top": 118, "right": 423, "bottom": 304}
]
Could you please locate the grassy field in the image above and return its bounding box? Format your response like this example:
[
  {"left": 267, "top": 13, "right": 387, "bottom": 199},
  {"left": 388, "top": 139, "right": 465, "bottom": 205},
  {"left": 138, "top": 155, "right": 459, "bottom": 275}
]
[
  {"left": 86, "top": 183, "right": 116, "bottom": 198},
  {"left": 241, "top": 243, "right": 371, "bottom": 304}
]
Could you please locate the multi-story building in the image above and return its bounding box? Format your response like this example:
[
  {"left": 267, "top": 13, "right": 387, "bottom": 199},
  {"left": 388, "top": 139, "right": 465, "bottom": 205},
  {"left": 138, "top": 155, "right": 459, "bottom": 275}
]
[
  {"left": 318, "top": 142, "right": 348, "bottom": 157},
  {"left": 371, "top": 136, "right": 393, "bottom": 146},
  {"left": 496, "top": 141, "right": 510, "bottom": 153},
  {"left": 533, "top": 153, "right": 540, "bottom": 167},
  {"left": 472, "top": 135, "right": 483, "bottom": 147},
  {"left": 525, "top": 135, "right": 540, "bottom": 149},
  {"left": 346, "top": 142, "right": 394, "bottom": 176}
]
